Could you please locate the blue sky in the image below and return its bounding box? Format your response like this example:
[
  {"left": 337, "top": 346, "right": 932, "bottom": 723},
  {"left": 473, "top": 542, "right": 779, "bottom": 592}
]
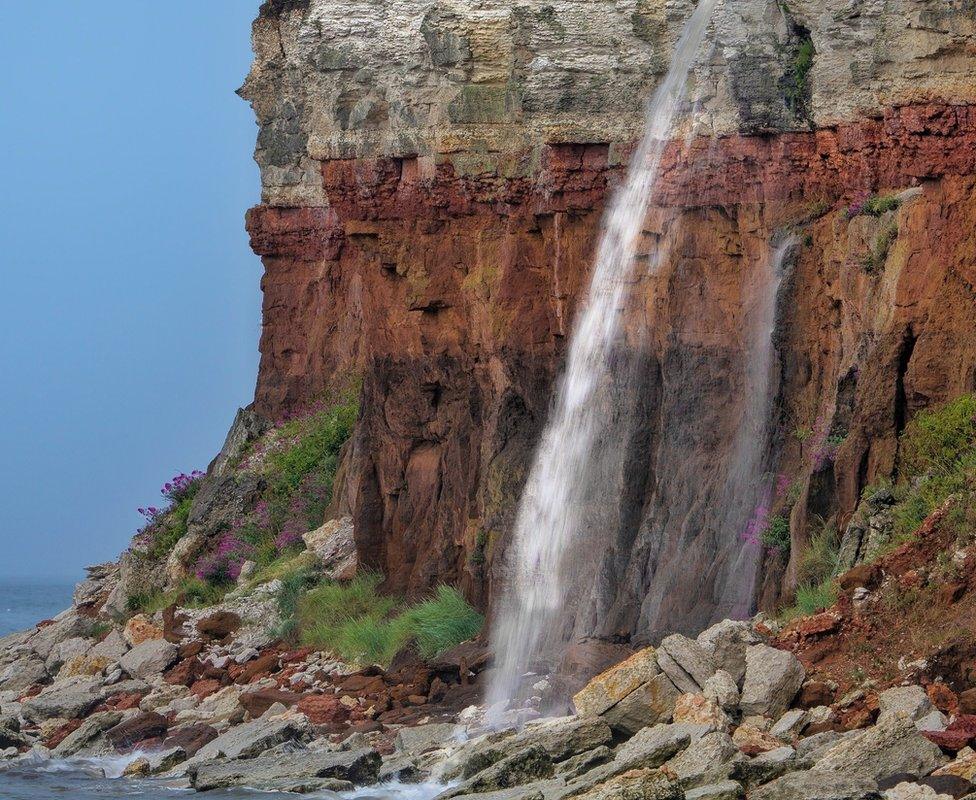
[{"left": 0, "top": 4, "right": 264, "bottom": 578}]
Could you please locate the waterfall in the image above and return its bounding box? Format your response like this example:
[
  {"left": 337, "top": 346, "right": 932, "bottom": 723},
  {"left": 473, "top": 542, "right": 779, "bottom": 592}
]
[
  {"left": 717, "top": 234, "right": 799, "bottom": 619},
  {"left": 485, "top": 0, "right": 719, "bottom": 721}
]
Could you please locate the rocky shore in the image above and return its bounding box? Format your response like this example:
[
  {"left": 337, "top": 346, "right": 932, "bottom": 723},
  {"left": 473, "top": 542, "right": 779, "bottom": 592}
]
[{"left": 5, "top": 572, "right": 976, "bottom": 800}]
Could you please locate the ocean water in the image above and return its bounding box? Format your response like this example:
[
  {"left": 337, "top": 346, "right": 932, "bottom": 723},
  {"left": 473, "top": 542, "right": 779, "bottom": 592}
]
[{"left": 0, "top": 577, "right": 76, "bottom": 637}]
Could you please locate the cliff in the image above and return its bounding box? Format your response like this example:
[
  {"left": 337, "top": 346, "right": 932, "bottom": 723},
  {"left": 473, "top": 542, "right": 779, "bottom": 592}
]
[{"left": 239, "top": 0, "right": 976, "bottom": 636}]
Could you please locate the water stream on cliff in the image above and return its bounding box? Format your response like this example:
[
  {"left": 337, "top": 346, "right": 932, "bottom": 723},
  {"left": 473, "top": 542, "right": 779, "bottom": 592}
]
[{"left": 485, "top": 0, "right": 719, "bottom": 722}]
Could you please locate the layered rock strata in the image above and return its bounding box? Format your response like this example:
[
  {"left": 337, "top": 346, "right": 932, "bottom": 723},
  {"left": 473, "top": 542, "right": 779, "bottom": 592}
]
[{"left": 241, "top": 0, "right": 976, "bottom": 634}]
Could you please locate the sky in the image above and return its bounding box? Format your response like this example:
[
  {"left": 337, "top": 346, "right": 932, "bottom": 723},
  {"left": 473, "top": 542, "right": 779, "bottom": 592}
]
[{"left": 0, "top": 4, "right": 264, "bottom": 579}]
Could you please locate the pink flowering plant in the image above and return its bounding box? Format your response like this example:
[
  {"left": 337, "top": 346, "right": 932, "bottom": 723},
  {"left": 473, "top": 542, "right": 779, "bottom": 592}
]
[
  {"left": 190, "top": 390, "right": 359, "bottom": 588},
  {"left": 136, "top": 469, "right": 206, "bottom": 558}
]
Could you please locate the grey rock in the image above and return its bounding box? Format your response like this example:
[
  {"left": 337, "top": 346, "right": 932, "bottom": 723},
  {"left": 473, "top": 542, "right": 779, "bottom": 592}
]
[
  {"left": 195, "top": 714, "right": 310, "bottom": 761},
  {"left": 51, "top": 711, "right": 123, "bottom": 757},
  {"left": 46, "top": 637, "right": 91, "bottom": 673},
  {"left": 665, "top": 731, "right": 740, "bottom": 787},
  {"left": 697, "top": 621, "right": 760, "bottom": 685},
  {"left": 90, "top": 630, "right": 129, "bottom": 662},
  {"left": 22, "top": 676, "right": 107, "bottom": 723},
  {"left": 395, "top": 722, "right": 459, "bottom": 754},
  {"left": 601, "top": 672, "right": 680, "bottom": 736},
  {"left": 210, "top": 407, "right": 270, "bottom": 479},
  {"left": 190, "top": 747, "right": 381, "bottom": 791},
  {"left": 0, "top": 656, "right": 48, "bottom": 693},
  {"left": 380, "top": 753, "right": 426, "bottom": 783},
  {"left": 771, "top": 709, "right": 809, "bottom": 741},
  {"left": 811, "top": 716, "right": 946, "bottom": 782},
  {"left": 659, "top": 635, "right": 716, "bottom": 691},
  {"left": 119, "top": 639, "right": 178, "bottom": 679},
  {"left": 732, "top": 746, "right": 806, "bottom": 785},
  {"left": 557, "top": 746, "right": 612, "bottom": 780},
  {"left": 877, "top": 686, "right": 939, "bottom": 728},
  {"left": 613, "top": 723, "right": 709, "bottom": 773},
  {"left": 303, "top": 516, "right": 358, "bottom": 580},
  {"left": 461, "top": 746, "right": 554, "bottom": 794},
  {"left": 703, "top": 670, "right": 741, "bottom": 712},
  {"left": 796, "top": 731, "right": 849, "bottom": 761},
  {"left": 740, "top": 645, "right": 805, "bottom": 717},
  {"left": 750, "top": 770, "right": 882, "bottom": 800},
  {"left": 27, "top": 612, "right": 88, "bottom": 660},
  {"left": 685, "top": 781, "right": 745, "bottom": 800}
]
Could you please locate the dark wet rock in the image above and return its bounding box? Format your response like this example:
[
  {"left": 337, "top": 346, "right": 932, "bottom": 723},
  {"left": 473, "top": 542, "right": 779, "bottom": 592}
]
[
  {"left": 163, "top": 723, "right": 220, "bottom": 756},
  {"left": 189, "top": 747, "right": 381, "bottom": 791},
  {"left": 461, "top": 746, "right": 555, "bottom": 794},
  {"left": 107, "top": 711, "right": 169, "bottom": 750},
  {"left": 196, "top": 611, "right": 242, "bottom": 640}
]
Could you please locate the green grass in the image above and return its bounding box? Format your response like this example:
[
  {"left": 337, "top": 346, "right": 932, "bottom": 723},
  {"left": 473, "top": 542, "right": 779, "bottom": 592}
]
[
  {"left": 147, "top": 494, "right": 195, "bottom": 559},
  {"left": 783, "top": 579, "right": 838, "bottom": 621},
  {"left": 126, "top": 576, "right": 230, "bottom": 616},
  {"left": 863, "top": 194, "right": 902, "bottom": 217},
  {"left": 797, "top": 518, "right": 840, "bottom": 586},
  {"left": 294, "top": 574, "right": 484, "bottom": 665},
  {"left": 264, "top": 397, "right": 358, "bottom": 532}
]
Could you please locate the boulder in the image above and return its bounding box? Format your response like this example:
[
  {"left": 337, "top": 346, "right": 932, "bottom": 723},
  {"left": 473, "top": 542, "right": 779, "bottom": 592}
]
[
  {"left": 573, "top": 648, "right": 660, "bottom": 717},
  {"left": 613, "top": 723, "right": 708, "bottom": 772},
  {"left": 771, "top": 709, "right": 809, "bottom": 741},
  {"left": 123, "top": 615, "right": 164, "bottom": 647},
  {"left": 731, "top": 746, "right": 805, "bottom": 785},
  {"left": 173, "top": 686, "right": 245, "bottom": 727},
  {"left": 297, "top": 693, "right": 348, "bottom": 725},
  {"left": 685, "top": 781, "right": 745, "bottom": 800},
  {"left": 395, "top": 722, "right": 459, "bottom": 754},
  {"left": 697, "top": 621, "right": 760, "bottom": 685},
  {"left": 196, "top": 611, "right": 242, "bottom": 640},
  {"left": 239, "top": 688, "right": 302, "bottom": 718},
  {"left": 665, "top": 731, "right": 740, "bottom": 787},
  {"left": 22, "top": 676, "right": 106, "bottom": 722},
  {"left": 195, "top": 714, "right": 311, "bottom": 761},
  {"left": 190, "top": 747, "right": 381, "bottom": 792},
  {"left": 58, "top": 654, "right": 112, "bottom": 679},
  {"left": 601, "top": 673, "right": 680, "bottom": 736},
  {"left": 574, "top": 767, "right": 682, "bottom": 800},
  {"left": 882, "top": 783, "right": 954, "bottom": 800},
  {"left": 704, "top": 670, "right": 741, "bottom": 712},
  {"left": 51, "top": 711, "right": 123, "bottom": 757},
  {"left": 107, "top": 712, "right": 169, "bottom": 749},
  {"left": 27, "top": 611, "right": 87, "bottom": 659},
  {"left": 462, "top": 745, "right": 555, "bottom": 793},
  {"left": 812, "top": 716, "right": 947, "bottom": 782},
  {"left": 658, "top": 635, "right": 716, "bottom": 692},
  {"left": 733, "top": 724, "right": 784, "bottom": 756},
  {"left": 878, "top": 687, "right": 940, "bottom": 728},
  {"left": 162, "top": 723, "right": 219, "bottom": 756},
  {"left": 0, "top": 656, "right": 48, "bottom": 693},
  {"left": 740, "top": 645, "right": 805, "bottom": 717},
  {"left": 119, "top": 639, "right": 178, "bottom": 679},
  {"left": 750, "top": 770, "right": 881, "bottom": 799},
  {"left": 673, "top": 693, "right": 731, "bottom": 730},
  {"left": 45, "top": 637, "right": 91, "bottom": 673},
  {"left": 303, "top": 516, "right": 358, "bottom": 580}
]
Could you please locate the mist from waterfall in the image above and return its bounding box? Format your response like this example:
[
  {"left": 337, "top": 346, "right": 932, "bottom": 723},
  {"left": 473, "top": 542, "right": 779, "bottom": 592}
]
[{"left": 485, "top": 0, "right": 719, "bottom": 721}]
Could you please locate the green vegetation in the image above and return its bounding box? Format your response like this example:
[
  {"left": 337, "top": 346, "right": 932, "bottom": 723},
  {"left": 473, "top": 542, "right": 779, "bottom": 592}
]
[
  {"left": 783, "top": 33, "right": 815, "bottom": 119},
  {"left": 761, "top": 515, "right": 792, "bottom": 553},
  {"left": 147, "top": 494, "right": 194, "bottom": 559},
  {"left": 126, "top": 576, "right": 231, "bottom": 616},
  {"left": 862, "top": 220, "right": 898, "bottom": 273},
  {"left": 780, "top": 517, "right": 841, "bottom": 621},
  {"left": 785, "top": 579, "right": 838, "bottom": 620},
  {"left": 292, "top": 573, "right": 484, "bottom": 665},
  {"left": 887, "top": 394, "right": 976, "bottom": 540},
  {"left": 862, "top": 194, "right": 902, "bottom": 217}
]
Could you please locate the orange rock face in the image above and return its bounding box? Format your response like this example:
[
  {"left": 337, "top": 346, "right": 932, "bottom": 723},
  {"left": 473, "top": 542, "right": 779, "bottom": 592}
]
[{"left": 246, "top": 101, "right": 976, "bottom": 630}]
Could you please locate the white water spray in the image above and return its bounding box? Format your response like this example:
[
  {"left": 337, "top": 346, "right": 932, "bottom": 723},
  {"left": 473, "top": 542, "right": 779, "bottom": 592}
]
[{"left": 486, "top": 0, "right": 718, "bottom": 720}]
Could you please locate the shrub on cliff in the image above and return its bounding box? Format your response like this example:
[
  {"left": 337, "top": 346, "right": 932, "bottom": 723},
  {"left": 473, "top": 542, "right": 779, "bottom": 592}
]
[{"left": 136, "top": 470, "right": 205, "bottom": 559}]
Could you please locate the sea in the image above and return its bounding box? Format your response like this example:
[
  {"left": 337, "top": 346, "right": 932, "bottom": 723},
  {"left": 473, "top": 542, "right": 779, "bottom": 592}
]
[{"left": 0, "top": 579, "right": 443, "bottom": 799}]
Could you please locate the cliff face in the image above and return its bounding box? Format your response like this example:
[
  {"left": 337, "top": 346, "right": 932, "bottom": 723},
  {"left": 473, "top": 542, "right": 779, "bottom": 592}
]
[{"left": 240, "top": 0, "right": 976, "bottom": 636}]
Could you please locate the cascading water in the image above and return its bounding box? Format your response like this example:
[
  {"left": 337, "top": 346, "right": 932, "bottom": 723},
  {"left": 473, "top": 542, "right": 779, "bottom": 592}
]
[{"left": 485, "top": 0, "right": 719, "bottom": 721}]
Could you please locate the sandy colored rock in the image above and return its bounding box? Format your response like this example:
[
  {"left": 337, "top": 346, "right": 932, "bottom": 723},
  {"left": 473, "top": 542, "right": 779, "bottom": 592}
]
[
  {"left": 601, "top": 673, "right": 680, "bottom": 737},
  {"left": 123, "top": 615, "right": 164, "bottom": 647},
  {"left": 573, "top": 647, "right": 660, "bottom": 717},
  {"left": 673, "top": 694, "right": 731, "bottom": 730}
]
